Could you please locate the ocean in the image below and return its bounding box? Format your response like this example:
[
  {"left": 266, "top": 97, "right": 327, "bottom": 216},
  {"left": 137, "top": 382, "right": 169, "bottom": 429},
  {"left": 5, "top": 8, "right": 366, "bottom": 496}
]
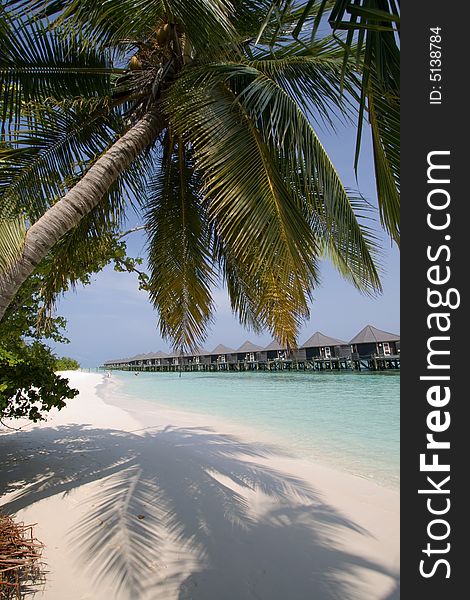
[{"left": 101, "top": 370, "right": 399, "bottom": 489}]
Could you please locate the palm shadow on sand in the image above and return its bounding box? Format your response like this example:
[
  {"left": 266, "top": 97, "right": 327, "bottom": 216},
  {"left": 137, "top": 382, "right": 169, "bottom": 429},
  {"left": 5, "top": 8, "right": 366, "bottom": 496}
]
[{"left": 1, "top": 423, "right": 399, "bottom": 599}]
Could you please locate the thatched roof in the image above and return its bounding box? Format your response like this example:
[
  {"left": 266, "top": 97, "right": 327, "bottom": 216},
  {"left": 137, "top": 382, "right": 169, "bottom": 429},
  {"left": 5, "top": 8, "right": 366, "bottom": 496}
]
[
  {"left": 189, "top": 348, "right": 210, "bottom": 357},
  {"left": 211, "top": 344, "right": 236, "bottom": 355},
  {"left": 236, "top": 340, "right": 264, "bottom": 353},
  {"left": 166, "top": 350, "right": 184, "bottom": 358},
  {"left": 301, "top": 331, "right": 348, "bottom": 348},
  {"left": 263, "top": 340, "right": 286, "bottom": 351},
  {"left": 147, "top": 351, "right": 168, "bottom": 359},
  {"left": 349, "top": 325, "right": 400, "bottom": 345}
]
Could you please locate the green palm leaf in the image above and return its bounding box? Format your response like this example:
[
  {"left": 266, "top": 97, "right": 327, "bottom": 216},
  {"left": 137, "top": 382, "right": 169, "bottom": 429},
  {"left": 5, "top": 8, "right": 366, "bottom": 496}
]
[
  {"left": 167, "top": 77, "right": 318, "bottom": 274},
  {"left": 170, "top": 64, "right": 381, "bottom": 294},
  {"left": 367, "top": 70, "right": 399, "bottom": 243},
  {"left": 166, "top": 76, "right": 323, "bottom": 345},
  {"left": 0, "top": 101, "right": 123, "bottom": 224},
  {"left": 0, "top": 216, "right": 26, "bottom": 272},
  {"left": 248, "top": 36, "right": 360, "bottom": 127},
  {"left": 219, "top": 240, "right": 313, "bottom": 346},
  {"left": 0, "top": 15, "right": 118, "bottom": 133},
  {"left": 257, "top": 0, "right": 400, "bottom": 244},
  {"left": 4, "top": 0, "right": 241, "bottom": 55},
  {"left": 145, "top": 137, "right": 215, "bottom": 352}
]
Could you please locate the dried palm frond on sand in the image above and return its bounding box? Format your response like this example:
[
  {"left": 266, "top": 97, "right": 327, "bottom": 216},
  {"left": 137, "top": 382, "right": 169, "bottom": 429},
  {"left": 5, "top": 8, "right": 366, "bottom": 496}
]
[{"left": 0, "top": 513, "right": 45, "bottom": 599}]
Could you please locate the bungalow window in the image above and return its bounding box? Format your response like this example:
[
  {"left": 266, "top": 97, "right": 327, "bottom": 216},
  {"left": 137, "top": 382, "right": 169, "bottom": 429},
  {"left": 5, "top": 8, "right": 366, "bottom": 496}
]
[
  {"left": 324, "top": 347, "right": 331, "bottom": 359},
  {"left": 195, "top": 356, "right": 200, "bottom": 363},
  {"left": 383, "top": 342, "right": 391, "bottom": 356},
  {"left": 218, "top": 354, "right": 226, "bottom": 363}
]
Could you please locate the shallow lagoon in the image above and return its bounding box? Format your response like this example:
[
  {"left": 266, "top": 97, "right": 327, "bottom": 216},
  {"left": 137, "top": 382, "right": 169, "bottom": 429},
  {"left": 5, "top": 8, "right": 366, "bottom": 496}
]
[{"left": 106, "top": 370, "right": 399, "bottom": 488}]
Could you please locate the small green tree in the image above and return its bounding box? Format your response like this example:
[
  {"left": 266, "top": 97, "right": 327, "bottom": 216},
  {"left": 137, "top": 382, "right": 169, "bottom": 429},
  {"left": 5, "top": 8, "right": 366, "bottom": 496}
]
[
  {"left": 0, "top": 344, "right": 78, "bottom": 422},
  {"left": 1, "top": 231, "right": 143, "bottom": 421},
  {"left": 0, "top": 276, "right": 75, "bottom": 421},
  {"left": 54, "top": 356, "right": 81, "bottom": 371}
]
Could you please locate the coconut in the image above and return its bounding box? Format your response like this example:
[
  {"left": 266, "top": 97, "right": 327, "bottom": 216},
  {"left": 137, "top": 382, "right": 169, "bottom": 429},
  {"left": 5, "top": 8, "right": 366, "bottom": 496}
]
[
  {"left": 156, "top": 23, "right": 170, "bottom": 46},
  {"left": 129, "top": 55, "right": 142, "bottom": 70}
]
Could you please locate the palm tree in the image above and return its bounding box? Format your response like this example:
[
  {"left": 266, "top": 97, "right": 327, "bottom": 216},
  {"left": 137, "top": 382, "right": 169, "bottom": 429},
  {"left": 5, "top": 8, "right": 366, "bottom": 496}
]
[{"left": 0, "top": 0, "right": 381, "bottom": 351}]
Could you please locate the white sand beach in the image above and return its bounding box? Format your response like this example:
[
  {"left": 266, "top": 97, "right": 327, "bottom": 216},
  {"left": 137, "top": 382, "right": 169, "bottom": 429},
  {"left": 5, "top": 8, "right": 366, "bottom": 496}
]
[{"left": 0, "top": 371, "right": 399, "bottom": 599}]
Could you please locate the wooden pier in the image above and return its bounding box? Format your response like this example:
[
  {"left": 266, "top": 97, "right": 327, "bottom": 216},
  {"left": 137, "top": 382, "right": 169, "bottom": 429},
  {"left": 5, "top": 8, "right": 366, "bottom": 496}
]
[{"left": 102, "top": 355, "right": 400, "bottom": 373}]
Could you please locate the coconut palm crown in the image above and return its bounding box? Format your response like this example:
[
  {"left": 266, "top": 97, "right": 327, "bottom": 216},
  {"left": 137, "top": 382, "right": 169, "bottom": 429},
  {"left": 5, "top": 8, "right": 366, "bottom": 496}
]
[{"left": 0, "top": 0, "right": 382, "bottom": 351}]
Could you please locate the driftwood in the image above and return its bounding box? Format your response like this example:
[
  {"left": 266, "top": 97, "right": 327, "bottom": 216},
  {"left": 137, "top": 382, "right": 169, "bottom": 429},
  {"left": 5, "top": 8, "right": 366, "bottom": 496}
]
[{"left": 0, "top": 513, "right": 45, "bottom": 599}]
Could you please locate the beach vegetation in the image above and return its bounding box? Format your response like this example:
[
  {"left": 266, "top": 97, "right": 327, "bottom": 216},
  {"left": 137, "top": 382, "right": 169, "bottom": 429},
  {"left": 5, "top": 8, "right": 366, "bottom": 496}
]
[
  {"left": 54, "top": 356, "right": 81, "bottom": 371},
  {"left": 0, "top": 0, "right": 397, "bottom": 352},
  {"left": 0, "top": 233, "right": 140, "bottom": 421},
  {"left": 0, "top": 342, "right": 78, "bottom": 422},
  {"left": 0, "top": 261, "right": 76, "bottom": 421}
]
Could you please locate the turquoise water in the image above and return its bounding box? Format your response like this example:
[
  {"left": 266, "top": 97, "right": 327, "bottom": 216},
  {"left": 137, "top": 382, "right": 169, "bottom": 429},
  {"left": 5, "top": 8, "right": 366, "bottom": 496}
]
[{"left": 104, "top": 370, "right": 399, "bottom": 489}]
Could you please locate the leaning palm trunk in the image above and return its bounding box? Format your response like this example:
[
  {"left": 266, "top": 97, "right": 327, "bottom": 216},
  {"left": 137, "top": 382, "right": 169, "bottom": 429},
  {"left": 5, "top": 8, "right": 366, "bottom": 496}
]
[{"left": 0, "top": 112, "right": 160, "bottom": 321}]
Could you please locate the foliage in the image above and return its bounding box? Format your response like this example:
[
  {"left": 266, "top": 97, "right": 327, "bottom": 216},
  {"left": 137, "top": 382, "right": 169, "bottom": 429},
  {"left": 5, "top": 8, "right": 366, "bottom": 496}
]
[
  {"left": 1, "top": 0, "right": 387, "bottom": 352},
  {"left": 0, "top": 258, "right": 75, "bottom": 421},
  {"left": 54, "top": 356, "right": 81, "bottom": 371},
  {"left": 0, "top": 229, "right": 143, "bottom": 421},
  {"left": 0, "top": 342, "right": 77, "bottom": 421},
  {"left": 259, "top": 0, "right": 400, "bottom": 243}
]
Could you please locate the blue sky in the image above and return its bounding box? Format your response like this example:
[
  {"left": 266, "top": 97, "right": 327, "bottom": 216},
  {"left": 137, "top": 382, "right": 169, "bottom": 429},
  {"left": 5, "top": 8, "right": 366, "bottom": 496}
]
[{"left": 51, "top": 122, "right": 400, "bottom": 367}]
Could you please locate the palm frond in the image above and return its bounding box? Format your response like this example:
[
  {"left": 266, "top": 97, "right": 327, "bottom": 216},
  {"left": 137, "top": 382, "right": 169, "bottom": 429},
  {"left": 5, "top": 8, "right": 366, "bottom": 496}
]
[
  {"left": 257, "top": 1, "right": 400, "bottom": 244},
  {"left": 320, "top": 0, "right": 400, "bottom": 244},
  {"left": 218, "top": 239, "right": 313, "bottom": 346},
  {"left": 145, "top": 138, "right": 215, "bottom": 353},
  {"left": 367, "top": 71, "right": 399, "bottom": 244},
  {"left": 248, "top": 36, "right": 360, "bottom": 127},
  {"left": 167, "top": 75, "right": 324, "bottom": 346},
  {"left": 167, "top": 75, "right": 319, "bottom": 273},
  {"left": 4, "top": 0, "right": 241, "bottom": 55},
  {"left": 0, "top": 101, "right": 123, "bottom": 223},
  {"left": 170, "top": 65, "right": 381, "bottom": 295},
  {"left": 0, "top": 15, "right": 118, "bottom": 133},
  {"left": 0, "top": 216, "right": 26, "bottom": 272}
]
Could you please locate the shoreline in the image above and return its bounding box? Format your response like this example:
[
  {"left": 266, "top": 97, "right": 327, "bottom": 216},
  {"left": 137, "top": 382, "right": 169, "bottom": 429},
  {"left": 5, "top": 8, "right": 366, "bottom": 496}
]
[
  {"left": 100, "top": 369, "right": 399, "bottom": 491},
  {"left": 0, "top": 371, "right": 399, "bottom": 599}
]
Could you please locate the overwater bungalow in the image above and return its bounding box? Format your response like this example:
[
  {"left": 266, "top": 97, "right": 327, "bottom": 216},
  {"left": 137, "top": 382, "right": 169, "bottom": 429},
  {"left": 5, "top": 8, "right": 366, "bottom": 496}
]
[
  {"left": 262, "top": 340, "right": 288, "bottom": 362},
  {"left": 142, "top": 352, "right": 156, "bottom": 366},
  {"left": 186, "top": 348, "right": 211, "bottom": 367},
  {"left": 148, "top": 351, "right": 168, "bottom": 367},
  {"left": 167, "top": 351, "right": 184, "bottom": 367},
  {"left": 209, "top": 344, "right": 237, "bottom": 367},
  {"left": 260, "top": 341, "right": 306, "bottom": 363},
  {"left": 301, "top": 331, "right": 351, "bottom": 360},
  {"left": 103, "top": 358, "right": 119, "bottom": 369},
  {"left": 236, "top": 341, "right": 264, "bottom": 364},
  {"left": 127, "top": 353, "right": 145, "bottom": 368},
  {"left": 349, "top": 325, "right": 400, "bottom": 359}
]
